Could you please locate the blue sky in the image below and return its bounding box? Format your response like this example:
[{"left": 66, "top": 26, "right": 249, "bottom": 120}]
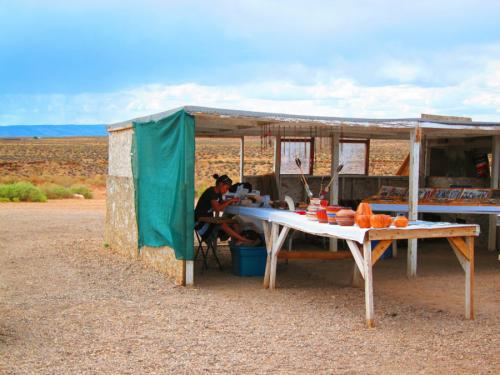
[{"left": 1, "top": 0, "right": 500, "bottom": 124}]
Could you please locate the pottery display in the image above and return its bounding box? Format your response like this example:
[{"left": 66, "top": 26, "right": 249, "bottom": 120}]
[
  {"left": 370, "top": 214, "right": 392, "bottom": 228},
  {"left": 335, "top": 209, "right": 356, "bottom": 226},
  {"left": 355, "top": 214, "right": 371, "bottom": 228},
  {"left": 316, "top": 208, "right": 328, "bottom": 223},
  {"left": 394, "top": 215, "right": 409, "bottom": 227}
]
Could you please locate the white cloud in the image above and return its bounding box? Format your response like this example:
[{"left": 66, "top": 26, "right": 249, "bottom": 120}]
[
  {"left": 2, "top": 47, "right": 500, "bottom": 124},
  {"left": 2, "top": 64, "right": 500, "bottom": 125}
]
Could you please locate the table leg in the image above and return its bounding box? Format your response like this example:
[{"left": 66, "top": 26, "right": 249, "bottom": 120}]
[
  {"left": 262, "top": 221, "right": 274, "bottom": 289},
  {"left": 363, "top": 241, "right": 375, "bottom": 328},
  {"left": 448, "top": 236, "right": 475, "bottom": 320},
  {"left": 465, "top": 236, "right": 475, "bottom": 320},
  {"left": 269, "top": 224, "right": 290, "bottom": 290}
]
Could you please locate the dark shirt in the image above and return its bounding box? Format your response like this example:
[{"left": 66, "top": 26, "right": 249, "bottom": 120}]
[{"left": 195, "top": 186, "right": 222, "bottom": 222}]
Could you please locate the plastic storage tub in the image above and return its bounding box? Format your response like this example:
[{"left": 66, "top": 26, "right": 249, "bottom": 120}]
[{"left": 230, "top": 243, "right": 267, "bottom": 276}]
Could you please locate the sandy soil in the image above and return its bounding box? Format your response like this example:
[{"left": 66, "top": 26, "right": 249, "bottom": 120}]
[{"left": 1, "top": 200, "right": 499, "bottom": 374}]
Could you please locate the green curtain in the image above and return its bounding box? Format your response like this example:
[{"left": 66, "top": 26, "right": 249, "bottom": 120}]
[{"left": 132, "top": 109, "right": 195, "bottom": 260}]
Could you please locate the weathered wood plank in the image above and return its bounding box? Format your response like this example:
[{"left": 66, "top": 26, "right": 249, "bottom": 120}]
[
  {"left": 448, "top": 237, "right": 470, "bottom": 260},
  {"left": 371, "top": 240, "right": 392, "bottom": 265},
  {"left": 368, "top": 226, "right": 478, "bottom": 240},
  {"left": 450, "top": 244, "right": 467, "bottom": 272},
  {"left": 277, "top": 251, "right": 352, "bottom": 260}
]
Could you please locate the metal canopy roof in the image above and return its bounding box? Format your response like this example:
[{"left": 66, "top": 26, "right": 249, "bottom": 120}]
[{"left": 108, "top": 105, "right": 500, "bottom": 140}]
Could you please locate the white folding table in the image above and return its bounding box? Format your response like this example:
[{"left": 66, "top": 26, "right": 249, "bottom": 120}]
[{"left": 226, "top": 205, "right": 480, "bottom": 327}]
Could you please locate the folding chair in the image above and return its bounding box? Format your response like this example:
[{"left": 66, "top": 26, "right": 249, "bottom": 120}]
[{"left": 195, "top": 226, "right": 223, "bottom": 271}]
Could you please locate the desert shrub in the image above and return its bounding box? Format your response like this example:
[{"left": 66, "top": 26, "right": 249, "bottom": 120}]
[
  {"left": 70, "top": 184, "right": 93, "bottom": 199},
  {"left": 0, "top": 182, "right": 47, "bottom": 202},
  {"left": 40, "top": 183, "right": 73, "bottom": 199}
]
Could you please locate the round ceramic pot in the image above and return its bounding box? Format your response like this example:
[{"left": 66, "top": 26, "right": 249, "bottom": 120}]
[
  {"left": 326, "top": 212, "right": 337, "bottom": 225},
  {"left": 316, "top": 209, "right": 328, "bottom": 223}
]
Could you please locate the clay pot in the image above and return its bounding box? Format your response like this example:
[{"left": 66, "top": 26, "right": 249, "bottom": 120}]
[
  {"left": 326, "top": 205, "right": 343, "bottom": 213},
  {"left": 394, "top": 215, "right": 409, "bottom": 227},
  {"left": 335, "top": 209, "right": 356, "bottom": 226},
  {"left": 316, "top": 209, "right": 328, "bottom": 223},
  {"left": 326, "top": 212, "right": 337, "bottom": 225},
  {"left": 355, "top": 214, "right": 371, "bottom": 228},
  {"left": 355, "top": 202, "right": 373, "bottom": 217},
  {"left": 370, "top": 214, "right": 392, "bottom": 228}
]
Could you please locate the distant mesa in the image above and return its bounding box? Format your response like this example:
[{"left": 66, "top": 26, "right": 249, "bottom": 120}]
[{"left": 0, "top": 125, "right": 107, "bottom": 138}]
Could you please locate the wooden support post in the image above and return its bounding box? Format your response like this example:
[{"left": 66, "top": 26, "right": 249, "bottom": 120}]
[
  {"left": 185, "top": 260, "right": 194, "bottom": 286},
  {"left": 407, "top": 126, "right": 421, "bottom": 278},
  {"left": 423, "top": 136, "right": 431, "bottom": 178},
  {"left": 488, "top": 135, "right": 500, "bottom": 251},
  {"left": 273, "top": 136, "right": 281, "bottom": 198},
  {"left": 363, "top": 241, "right": 375, "bottom": 328},
  {"left": 239, "top": 136, "right": 245, "bottom": 183},
  {"left": 330, "top": 134, "right": 340, "bottom": 252}
]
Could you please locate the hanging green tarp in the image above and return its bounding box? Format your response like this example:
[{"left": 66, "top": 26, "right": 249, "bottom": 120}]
[{"left": 132, "top": 109, "right": 195, "bottom": 260}]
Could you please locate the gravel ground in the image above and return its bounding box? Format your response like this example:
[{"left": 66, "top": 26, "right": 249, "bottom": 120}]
[{"left": 1, "top": 200, "right": 499, "bottom": 374}]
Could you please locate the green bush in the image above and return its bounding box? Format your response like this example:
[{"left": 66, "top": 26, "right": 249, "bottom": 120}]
[
  {"left": 40, "top": 183, "right": 73, "bottom": 199},
  {"left": 0, "top": 182, "right": 47, "bottom": 202},
  {"left": 70, "top": 184, "right": 93, "bottom": 199}
]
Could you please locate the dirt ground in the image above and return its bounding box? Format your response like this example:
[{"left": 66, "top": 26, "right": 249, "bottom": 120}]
[{"left": 1, "top": 200, "right": 499, "bottom": 374}]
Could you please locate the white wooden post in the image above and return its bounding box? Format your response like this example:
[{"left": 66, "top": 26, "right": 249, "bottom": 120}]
[
  {"left": 185, "top": 260, "right": 194, "bottom": 286},
  {"left": 273, "top": 136, "right": 281, "bottom": 198},
  {"left": 488, "top": 136, "right": 499, "bottom": 251},
  {"left": 239, "top": 136, "right": 245, "bottom": 182},
  {"left": 363, "top": 241, "right": 375, "bottom": 328},
  {"left": 407, "top": 127, "right": 421, "bottom": 278},
  {"left": 330, "top": 134, "right": 340, "bottom": 252}
]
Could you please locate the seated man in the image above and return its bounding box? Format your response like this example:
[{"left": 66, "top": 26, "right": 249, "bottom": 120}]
[{"left": 195, "top": 174, "right": 257, "bottom": 245}]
